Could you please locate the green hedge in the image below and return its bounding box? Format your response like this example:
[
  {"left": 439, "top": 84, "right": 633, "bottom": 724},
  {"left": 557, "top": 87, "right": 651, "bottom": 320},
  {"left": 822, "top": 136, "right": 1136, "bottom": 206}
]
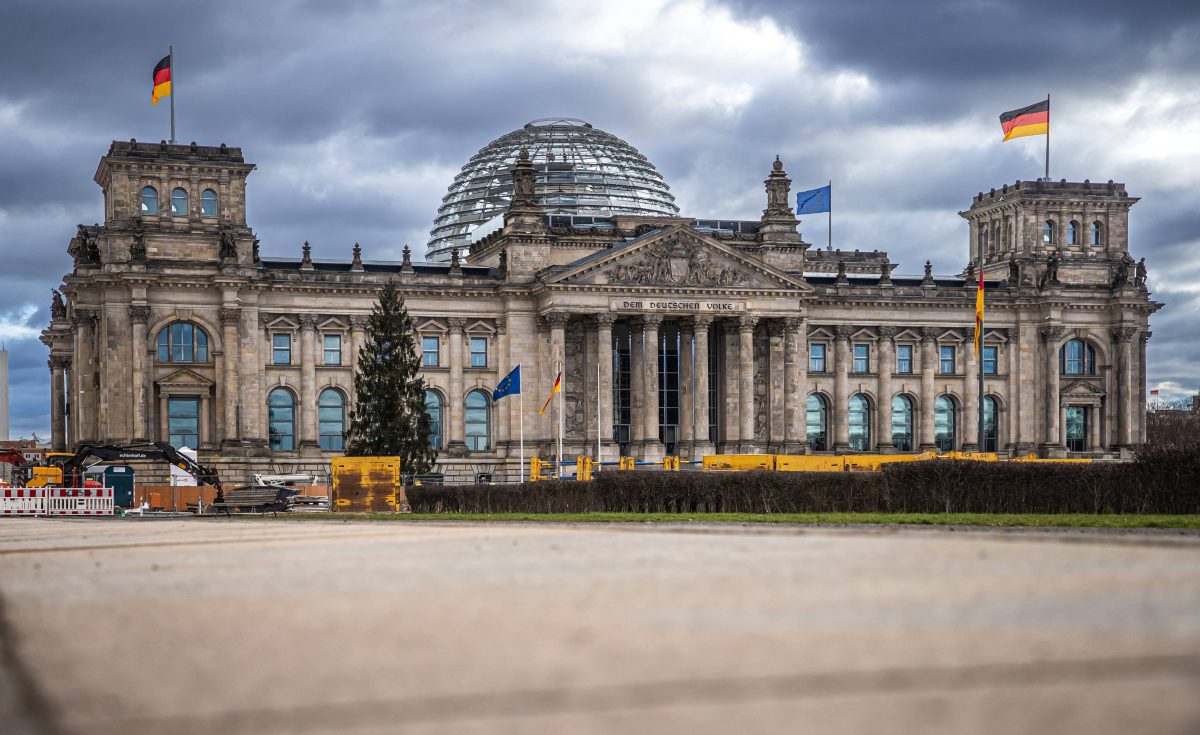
[{"left": 407, "top": 452, "right": 1200, "bottom": 515}]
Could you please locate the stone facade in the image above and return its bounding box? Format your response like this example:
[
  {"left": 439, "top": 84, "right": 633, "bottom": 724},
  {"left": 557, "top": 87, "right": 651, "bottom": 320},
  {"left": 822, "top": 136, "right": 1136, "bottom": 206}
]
[{"left": 40, "top": 141, "right": 1161, "bottom": 479}]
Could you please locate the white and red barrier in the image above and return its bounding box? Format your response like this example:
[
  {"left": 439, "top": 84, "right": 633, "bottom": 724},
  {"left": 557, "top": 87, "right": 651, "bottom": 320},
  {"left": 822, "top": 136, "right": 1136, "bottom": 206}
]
[{"left": 0, "top": 487, "right": 114, "bottom": 516}]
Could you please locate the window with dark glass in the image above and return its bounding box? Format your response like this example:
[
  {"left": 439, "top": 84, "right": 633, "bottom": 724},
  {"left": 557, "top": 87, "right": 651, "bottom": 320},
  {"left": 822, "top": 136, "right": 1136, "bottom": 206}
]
[
  {"left": 422, "top": 336, "right": 440, "bottom": 367},
  {"left": 323, "top": 334, "right": 341, "bottom": 365},
  {"left": 167, "top": 397, "right": 199, "bottom": 449},
  {"left": 1090, "top": 221, "right": 1102, "bottom": 246},
  {"left": 171, "top": 187, "right": 188, "bottom": 216},
  {"left": 1060, "top": 339, "right": 1095, "bottom": 375},
  {"left": 424, "top": 390, "right": 443, "bottom": 449},
  {"left": 809, "top": 343, "right": 826, "bottom": 373},
  {"left": 806, "top": 394, "right": 828, "bottom": 452},
  {"left": 853, "top": 344, "right": 869, "bottom": 373},
  {"left": 983, "top": 345, "right": 998, "bottom": 375},
  {"left": 1065, "top": 406, "right": 1088, "bottom": 452},
  {"left": 140, "top": 186, "right": 158, "bottom": 214},
  {"left": 465, "top": 390, "right": 490, "bottom": 451},
  {"left": 1068, "top": 221, "right": 1079, "bottom": 245},
  {"left": 201, "top": 188, "right": 217, "bottom": 217},
  {"left": 935, "top": 395, "right": 956, "bottom": 452},
  {"left": 272, "top": 333, "right": 291, "bottom": 365},
  {"left": 156, "top": 322, "right": 208, "bottom": 363},
  {"left": 469, "top": 337, "right": 487, "bottom": 368},
  {"left": 318, "top": 389, "right": 344, "bottom": 451},
  {"left": 896, "top": 344, "right": 913, "bottom": 374},
  {"left": 1043, "top": 220, "right": 1055, "bottom": 244},
  {"left": 891, "top": 395, "right": 914, "bottom": 452},
  {"left": 848, "top": 394, "right": 871, "bottom": 451},
  {"left": 268, "top": 389, "right": 295, "bottom": 451},
  {"left": 982, "top": 396, "right": 999, "bottom": 452},
  {"left": 939, "top": 345, "right": 955, "bottom": 374}
]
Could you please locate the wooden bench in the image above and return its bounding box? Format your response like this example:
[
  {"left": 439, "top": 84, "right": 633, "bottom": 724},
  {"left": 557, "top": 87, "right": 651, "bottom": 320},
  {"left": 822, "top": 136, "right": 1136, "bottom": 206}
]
[{"left": 209, "top": 486, "right": 291, "bottom": 517}]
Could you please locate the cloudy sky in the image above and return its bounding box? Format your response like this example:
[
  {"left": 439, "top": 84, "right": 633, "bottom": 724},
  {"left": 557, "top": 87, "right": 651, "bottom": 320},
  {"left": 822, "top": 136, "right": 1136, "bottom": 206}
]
[{"left": 1, "top": 0, "right": 1198, "bottom": 438}]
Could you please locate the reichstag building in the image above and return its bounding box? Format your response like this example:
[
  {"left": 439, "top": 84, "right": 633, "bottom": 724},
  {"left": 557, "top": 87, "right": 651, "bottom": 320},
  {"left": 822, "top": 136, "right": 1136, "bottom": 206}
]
[{"left": 41, "top": 118, "right": 1160, "bottom": 478}]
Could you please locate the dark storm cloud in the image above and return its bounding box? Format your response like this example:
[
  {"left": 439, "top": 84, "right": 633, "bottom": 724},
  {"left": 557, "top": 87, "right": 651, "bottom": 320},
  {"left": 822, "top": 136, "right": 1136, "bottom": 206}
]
[{"left": 1, "top": 0, "right": 1198, "bottom": 438}]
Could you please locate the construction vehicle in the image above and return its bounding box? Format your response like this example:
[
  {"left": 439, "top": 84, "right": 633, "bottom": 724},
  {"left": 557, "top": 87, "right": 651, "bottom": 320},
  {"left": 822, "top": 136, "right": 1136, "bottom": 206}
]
[{"left": 58, "top": 442, "right": 224, "bottom": 501}]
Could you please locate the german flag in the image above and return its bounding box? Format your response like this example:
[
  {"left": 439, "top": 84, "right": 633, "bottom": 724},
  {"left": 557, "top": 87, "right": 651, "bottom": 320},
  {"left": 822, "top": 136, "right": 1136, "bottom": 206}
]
[
  {"left": 974, "top": 270, "right": 984, "bottom": 357},
  {"left": 538, "top": 372, "right": 561, "bottom": 415},
  {"left": 151, "top": 54, "right": 171, "bottom": 106},
  {"left": 1000, "top": 99, "right": 1048, "bottom": 141}
]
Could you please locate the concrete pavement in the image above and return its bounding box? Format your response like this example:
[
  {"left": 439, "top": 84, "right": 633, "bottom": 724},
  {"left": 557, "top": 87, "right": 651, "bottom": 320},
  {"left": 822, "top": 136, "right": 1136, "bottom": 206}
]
[{"left": 1, "top": 518, "right": 1198, "bottom": 734}]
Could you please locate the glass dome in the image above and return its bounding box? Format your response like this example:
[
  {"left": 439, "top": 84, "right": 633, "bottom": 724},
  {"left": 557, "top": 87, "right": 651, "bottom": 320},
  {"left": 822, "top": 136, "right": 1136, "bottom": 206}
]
[{"left": 426, "top": 118, "right": 679, "bottom": 261}]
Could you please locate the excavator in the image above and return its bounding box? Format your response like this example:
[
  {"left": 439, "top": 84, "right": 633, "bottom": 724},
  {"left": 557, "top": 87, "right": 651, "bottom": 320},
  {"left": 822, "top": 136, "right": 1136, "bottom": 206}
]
[
  {"left": 56, "top": 442, "right": 224, "bottom": 501},
  {"left": 0, "top": 448, "right": 62, "bottom": 487}
]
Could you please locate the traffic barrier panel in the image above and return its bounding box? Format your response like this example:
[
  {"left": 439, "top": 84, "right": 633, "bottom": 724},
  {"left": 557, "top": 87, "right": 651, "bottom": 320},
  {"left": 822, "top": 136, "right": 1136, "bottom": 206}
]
[
  {"left": 702, "top": 454, "right": 775, "bottom": 471},
  {"left": 43, "top": 487, "right": 114, "bottom": 516},
  {"left": 1, "top": 487, "right": 45, "bottom": 515}
]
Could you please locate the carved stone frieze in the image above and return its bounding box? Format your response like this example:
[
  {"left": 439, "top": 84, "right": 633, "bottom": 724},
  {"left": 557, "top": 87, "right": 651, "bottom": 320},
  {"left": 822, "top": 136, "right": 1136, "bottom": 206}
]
[{"left": 607, "top": 234, "right": 745, "bottom": 287}]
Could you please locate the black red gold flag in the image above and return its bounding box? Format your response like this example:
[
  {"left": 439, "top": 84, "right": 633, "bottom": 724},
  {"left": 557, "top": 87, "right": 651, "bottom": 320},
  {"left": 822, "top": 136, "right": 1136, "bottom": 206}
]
[
  {"left": 1000, "top": 99, "right": 1048, "bottom": 141},
  {"left": 152, "top": 55, "right": 172, "bottom": 106}
]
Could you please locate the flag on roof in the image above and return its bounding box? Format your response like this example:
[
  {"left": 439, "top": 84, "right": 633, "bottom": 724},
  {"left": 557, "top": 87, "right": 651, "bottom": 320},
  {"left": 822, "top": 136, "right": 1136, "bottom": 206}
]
[
  {"left": 1000, "top": 99, "right": 1049, "bottom": 141},
  {"left": 151, "top": 54, "right": 172, "bottom": 106},
  {"left": 795, "top": 184, "right": 831, "bottom": 214}
]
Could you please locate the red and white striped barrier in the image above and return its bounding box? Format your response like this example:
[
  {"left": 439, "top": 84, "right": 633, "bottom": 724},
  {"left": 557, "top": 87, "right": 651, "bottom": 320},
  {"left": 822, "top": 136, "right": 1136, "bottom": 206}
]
[{"left": 0, "top": 487, "right": 114, "bottom": 516}]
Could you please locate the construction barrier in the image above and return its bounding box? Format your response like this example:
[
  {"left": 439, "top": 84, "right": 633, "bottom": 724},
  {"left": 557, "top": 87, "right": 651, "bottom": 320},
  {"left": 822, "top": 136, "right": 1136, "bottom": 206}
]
[{"left": 0, "top": 487, "right": 114, "bottom": 516}]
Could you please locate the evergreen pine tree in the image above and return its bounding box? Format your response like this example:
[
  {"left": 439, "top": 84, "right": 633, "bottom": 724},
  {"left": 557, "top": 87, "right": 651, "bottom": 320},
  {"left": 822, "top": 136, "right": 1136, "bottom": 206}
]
[{"left": 346, "top": 281, "right": 436, "bottom": 473}]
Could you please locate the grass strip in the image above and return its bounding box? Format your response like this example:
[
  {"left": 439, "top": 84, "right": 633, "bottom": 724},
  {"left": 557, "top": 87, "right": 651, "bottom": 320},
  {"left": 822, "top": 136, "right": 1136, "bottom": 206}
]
[{"left": 279, "top": 512, "right": 1200, "bottom": 528}]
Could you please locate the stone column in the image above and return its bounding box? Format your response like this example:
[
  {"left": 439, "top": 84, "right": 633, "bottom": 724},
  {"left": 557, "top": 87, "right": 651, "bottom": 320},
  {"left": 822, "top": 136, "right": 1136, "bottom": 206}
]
[
  {"left": 64, "top": 358, "right": 74, "bottom": 448},
  {"left": 1113, "top": 327, "right": 1135, "bottom": 447},
  {"left": 200, "top": 396, "right": 211, "bottom": 447},
  {"left": 963, "top": 329, "right": 980, "bottom": 451},
  {"left": 876, "top": 326, "right": 896, "bottom": 451},
  {"left": 299, "top": 314, "right": 319, "bottom": 454},
  {"left": 220, "top": 307, "right": 241, "bottom": 446},
  {"left": 238, "top": 307, "right": 263, "bottom": 448},
  {"left": 548, "top": 313, "right": 568, "bottom": 456},
  {"left": 629, "top": 318, "right": 645, "bottom": 451},
  {"left": 159, "top": 393, "right": 169, "bottom": 443},
  {"left": 738, "top": 315, "right": 758, "bottom": 452},
  {"left": 1041, "top": 326, "right": 1065, "bottom": 454},
  {"left": 596, "top": 314, "right": 616, "bottom": 460},
  {"left": 495, "top": 319, "right": 509, "bottom": 457},
  {"left": 72, "top": 308, "right": 99, "bottom": 443},
  {"left": 768, "top": 321, "right": 785, "bottom": 450},
  {"left": 129, "top": 305, "right": 150, "bottom": 442},
  {"left": 691, "top": 316, "right": 714, "bottom": 458},
  {"left": 919, "top": 327, "right": 938, "bottom": 450},
  {"left": 349, "top": 315, "right": 367, "bottom": 373},
  {"left": 642, "top": 315, "right": 664, "bottom": 460},
  {"left": 833, "top": 325, "right": 852, "bottom": 452},
  {"left": 49, "top": 357, "right": 66, "bottom": 451},
  {"left": 783, "top": 317, "right": 808, "bottom": 452},
  {"left": 677, "top": 320, "right": 694, "bottom": 455},
  {"left": 447, "top": 317, "right": 467, "bottom": 455}
]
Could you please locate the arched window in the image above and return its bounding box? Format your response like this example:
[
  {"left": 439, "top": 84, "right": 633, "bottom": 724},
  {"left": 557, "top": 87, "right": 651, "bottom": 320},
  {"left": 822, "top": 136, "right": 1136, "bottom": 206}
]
[
  {"left": 1068, "top": 221, "right": 1079, "bottom": 245},
  {"left": 1060, "top": 339, "right": 1096, "bottom": 375},
  {"left": 140, "top": 186, "right": 158, "bottom": 214},
  {"left": 171, "top": 187, "right": 188, "bottom": 216},
  {"left": 464, "top": 390, "right": 490, "bottom": 451},
  {"left": 806, "top": 394, "right": 828, "bottom": 452},
  {"left": 424, "top": 390, "right": 443, "bottom": 450},
  {"left": 982, "top": 396, "right": 999, "bottom": 452},
  {"left": 318, "top": 389, "right": 345, "bottom": 451},
  {"left": 1090, "top": 221, "right": 1102, "bottom": 247},
  {"left": 848, "top": 394, "right": 871, "bottom": 451},
  {"left": 1043, "top": 220, "right": 1055, "bottom": 245},
  {"left": 268, "top": 389, "right": 296, "bottom": 451},
  {"left": 155, "top": 321, "right": 209, "bottom": 363},
  {"left": 201, "top": 189, "right": 218, "bottom": 217},
  {"left": 891, "top": 395, "right": 914, "bottom": 452},
  {"left": 935, "top": 395, "right": 957, "bottom": 452}
]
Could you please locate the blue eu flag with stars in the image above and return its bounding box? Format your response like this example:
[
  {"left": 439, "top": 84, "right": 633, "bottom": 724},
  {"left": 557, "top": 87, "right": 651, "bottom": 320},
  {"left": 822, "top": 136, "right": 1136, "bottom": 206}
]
[
  {"left": 493, "top": 365, "right": 521, "bottom": 401},
  {"left": 795, "top": 184, "right": 831, "bottom": 214}
]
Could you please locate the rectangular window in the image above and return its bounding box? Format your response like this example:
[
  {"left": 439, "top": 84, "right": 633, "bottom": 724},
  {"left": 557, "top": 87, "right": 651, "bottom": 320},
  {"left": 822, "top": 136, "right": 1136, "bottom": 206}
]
[
  {"left": 272, "top": 333, "right": 291, "bottom": 365},
  {"left": 469, "top": 337, "right": 487, "bottom": 368},
  {"left": 422, "top": 336, "right": 440, "bottom": 367},
  {"left": 939, "top": 345, "right": 956, "bottom": 375},
  {"left": 983, "top": 345, "right": 998, "bottom": 375},
  {"left": 323, "top": 334, "right": 341, "bottom": 366},
  {"left": 896, "top": 344, "right": 913, "bottom": 374},
  {"left": 853, "top": 343, "right": 869, "bottom": 373},
  {"left": 809, "top": 343, "right": 826, "bottom": 373},
  {"left": 167, "top": 397, "right": 200, "bottom": 449}
]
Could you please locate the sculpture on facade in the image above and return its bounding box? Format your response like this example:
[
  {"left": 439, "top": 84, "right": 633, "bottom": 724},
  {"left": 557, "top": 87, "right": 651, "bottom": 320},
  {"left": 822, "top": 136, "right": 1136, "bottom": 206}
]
[
  {"left": 69, "top": 224, "right": 101, "bottom": 266},
  {"left": 50, "top": 289, "right": 66, "bottom": 320},
  {"left": 1040, "top": 252, "right": 1061, "bottom": 288},
  {"left": 609, "top": 235, "right": 744, "bottom": 287},
  {"left": 1008, "top": 259, "right": 1020, "bottom": 286},
  {"left": 1111, "top": 253, "right": 1133, "bottom": 289},
  {"left": 1135, "top": 257, "right": 1147, "bottom": 288},
  {"left": 218, "top": 225, "right": 238, "bottom": 261},
  {"left": 129, "top": 216, "right": 147, "bottom": 261}
]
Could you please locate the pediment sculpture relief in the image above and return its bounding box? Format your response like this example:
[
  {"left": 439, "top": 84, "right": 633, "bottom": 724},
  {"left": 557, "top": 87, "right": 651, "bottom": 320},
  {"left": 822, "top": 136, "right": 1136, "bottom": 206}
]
[{"left": 606, "top": 235, "right": 744, "bottom": 287}]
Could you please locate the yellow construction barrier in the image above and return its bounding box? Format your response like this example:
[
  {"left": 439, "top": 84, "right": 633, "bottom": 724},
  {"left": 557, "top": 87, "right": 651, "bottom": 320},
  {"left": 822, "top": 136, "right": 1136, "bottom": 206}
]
[
  {"left": 702, "top": 454, "right": 775, "bottom": 471},
  {"left": 662, "top": 456, "right": 680, "bottom": 471},
  {"left": 701, "top": 450, "right": 1089, "bottom": 473},
  {"left": 530, "top": 456, "right": 556, "bottom": 482},
  {"left": 775, "top": 454, "right": 846, "bottom": 472},
  {"left": 1011, "top": 453, "right": 1093, "bottom": 464},
  {"left": 619, "top": 456, "right": 636, "bottom": 470},
  {"left": 576, "top": 456, "right": 593, "bottom": 481}
]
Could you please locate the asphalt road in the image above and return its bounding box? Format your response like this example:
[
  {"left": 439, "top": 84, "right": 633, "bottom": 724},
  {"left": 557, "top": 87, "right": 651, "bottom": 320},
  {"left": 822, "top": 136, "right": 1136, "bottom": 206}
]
[{"left": 1, "top": 518, "right": 1198, "bottom": 734}]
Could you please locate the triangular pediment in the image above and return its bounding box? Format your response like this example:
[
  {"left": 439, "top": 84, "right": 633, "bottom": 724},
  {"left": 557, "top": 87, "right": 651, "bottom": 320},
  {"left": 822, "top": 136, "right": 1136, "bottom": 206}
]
[
  {"left": 851, "top": 328, "right": 877, "bottom": 342},
  {"left": 1062, "top": 379, "right": 1104, "bottom": 397},
  {"left": 938, "top": 329, "right": 966, "bottom": 343},
  {"left": 546, "top": 226, "right": 809, "bottom": 291},
  {"left": 808, "top": 326, "right": 835, "bottom": 341},
  {"left": 266, "top": 315, "right": 298, "bottom": 331},
  {"left": 158, "top": 368, "right": 213, "bottom": 388},
  {"left": 983, "top": 329, "right": 1009, "bottom": 343},
  {"left": 893, "top": 329, "right": 922, "bottom": 342}
]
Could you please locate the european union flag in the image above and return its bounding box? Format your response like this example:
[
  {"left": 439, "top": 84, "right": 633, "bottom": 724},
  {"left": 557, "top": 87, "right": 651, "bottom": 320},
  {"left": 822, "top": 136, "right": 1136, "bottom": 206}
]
[
  {"left": 493, "top": 364, "right": 521, "bottom": 401},
  {"left": 795, "top": 184, "right": 831, "bottom": 214}
]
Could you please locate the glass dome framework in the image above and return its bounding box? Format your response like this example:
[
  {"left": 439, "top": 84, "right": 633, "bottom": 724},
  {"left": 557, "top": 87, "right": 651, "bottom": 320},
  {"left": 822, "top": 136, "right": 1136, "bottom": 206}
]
[{"left": 426, "top": 118, "right": 680, "bottom": 261}]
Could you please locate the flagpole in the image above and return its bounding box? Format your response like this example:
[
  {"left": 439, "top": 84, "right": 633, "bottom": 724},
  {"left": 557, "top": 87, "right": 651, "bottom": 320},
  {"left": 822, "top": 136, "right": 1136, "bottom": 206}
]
[
  {"left": 596, "top": 359, "right": 601, "bottom": 472},
  {"left": 169, "top": 46, "right": 176, "bottom": 144},
  {"left": 977, "top": 217, "right": 986, "bottom": 451},
  {"left": 1044, "top": 93, "right": 1050, "bottom": 180},
  {"left": 828, "top": 180, "right": 832, "bottom": 249},
  {"left": 519, "top": 365, "right": 525, "bottom": 483},
  {"left": 557, "top": 361, "right": 564, "bottom": 479}
]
